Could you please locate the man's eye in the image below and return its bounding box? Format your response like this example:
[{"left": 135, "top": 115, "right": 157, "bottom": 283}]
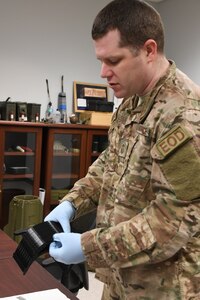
[{"left": 108, "top": 60, "right": 120, "bottom": 65}]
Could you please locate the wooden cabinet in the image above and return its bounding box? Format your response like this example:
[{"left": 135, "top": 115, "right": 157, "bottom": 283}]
[
  {"left": 0, "top": 121, "right": 43, "bottom": 228},
  {"left": 86, "top": 128, "right": 108, "bottom": 172},
  {"left": 42, "top": 125, "right": 87, "bottom": 215},
  {"left": 41, "top": 124, "right": 109, "bottom": 216},
  {"left": 0, "top": 122, "right": 109, "bottom": 223}
]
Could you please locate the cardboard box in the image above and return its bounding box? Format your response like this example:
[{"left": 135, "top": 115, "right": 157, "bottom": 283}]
[{"left": 80, "top": 111, "right": 112, "bottom": 126}]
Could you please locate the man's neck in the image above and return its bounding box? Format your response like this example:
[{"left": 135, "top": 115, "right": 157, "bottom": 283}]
[{"left": 140, "top": 56, "right": 170, "bottom": 96}]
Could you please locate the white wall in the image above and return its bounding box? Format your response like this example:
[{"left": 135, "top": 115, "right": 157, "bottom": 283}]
[
  {"left": 0, "top": 0, "right": 111, "bottom": 119},
  {"left": 0, "top": 0, "right": 200, "bottom": 120},
  {"left": 155, "top": 0, "right": 200, "bottom": 85}
]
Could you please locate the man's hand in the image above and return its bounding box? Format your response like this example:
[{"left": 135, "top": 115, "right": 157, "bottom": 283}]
[
  {"left": 49, "top": 232, "right": 85, "bottom": 265},
  {"left": 44, "top": 201, "right": 75, "bottom": 232}
]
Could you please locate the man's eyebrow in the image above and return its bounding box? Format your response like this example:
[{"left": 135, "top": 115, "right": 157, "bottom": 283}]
[{"left": 97, "top": 54, "right": 123, "bottom": 61}]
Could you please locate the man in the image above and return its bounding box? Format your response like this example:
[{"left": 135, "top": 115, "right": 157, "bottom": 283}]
[{"left": 45, "top": 0, "right": 200, "bottom": 299}]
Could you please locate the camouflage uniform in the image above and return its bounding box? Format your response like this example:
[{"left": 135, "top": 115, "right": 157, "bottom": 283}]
[{"left": 63, "top": 61, "right": 200, "bottom": 299}]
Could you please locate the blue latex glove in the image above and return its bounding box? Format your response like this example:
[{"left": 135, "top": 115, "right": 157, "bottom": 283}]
[
  {"left": 49, "top": 232, "right": 85, "bottom": 265},
  {"left": 44, "top": 201, "right": 75, "bottom": 232}
]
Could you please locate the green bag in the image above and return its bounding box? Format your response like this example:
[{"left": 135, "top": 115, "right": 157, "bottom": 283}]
[{"left": 4, "top": 195, "right": 43, "bottom": 243}]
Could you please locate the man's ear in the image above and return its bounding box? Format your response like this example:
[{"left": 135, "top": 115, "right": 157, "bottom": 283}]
[{"left": 143, "top": 39, "right": 157, "bottom": 61}]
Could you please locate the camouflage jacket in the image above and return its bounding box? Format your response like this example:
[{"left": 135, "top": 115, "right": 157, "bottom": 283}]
[{"left": 64, "top": 61, "right": 200, "bottom": 299}]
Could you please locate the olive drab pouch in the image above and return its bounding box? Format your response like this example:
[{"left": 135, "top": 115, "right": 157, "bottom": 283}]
[{"left": 4, "top": 195, "right": 43, "bottom": 243}]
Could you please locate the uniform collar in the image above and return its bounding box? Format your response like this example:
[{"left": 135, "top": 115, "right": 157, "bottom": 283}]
[{"left": 123, "top": 60, "right": 176, "bottom": 125}]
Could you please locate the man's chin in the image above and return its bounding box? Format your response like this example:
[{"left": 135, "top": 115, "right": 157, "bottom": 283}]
[
  {"left": 112, "top": 88, "right": 130, "bottom": 99},
  {"left": 114, "top": 90, "right": 135, "bottom": 98},
  {"left": 113, "top": 91, "right": 125, "bottom": 98}
]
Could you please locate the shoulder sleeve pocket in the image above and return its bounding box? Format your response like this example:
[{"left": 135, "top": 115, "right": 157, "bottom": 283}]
[{"left": 151, "top": 136, "right": 200, "bottom": 201}]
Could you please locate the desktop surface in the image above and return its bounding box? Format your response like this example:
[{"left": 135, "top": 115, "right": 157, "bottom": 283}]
[{"left": 0, "top": 230, "right": 78, "bottom": 299}]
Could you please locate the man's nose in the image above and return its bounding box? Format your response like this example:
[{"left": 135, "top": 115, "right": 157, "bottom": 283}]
[{"left": 100, "top": 63, "right": 112, "bottom": 78}]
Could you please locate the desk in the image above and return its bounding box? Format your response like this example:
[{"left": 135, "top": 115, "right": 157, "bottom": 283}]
[{"left": 0, "top": 230, "right": 78, "bottom": 299}]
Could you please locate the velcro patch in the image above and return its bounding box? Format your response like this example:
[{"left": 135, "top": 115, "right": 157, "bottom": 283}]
[{"left": 156, "top": 125, "right": 192, "bottom": 158}]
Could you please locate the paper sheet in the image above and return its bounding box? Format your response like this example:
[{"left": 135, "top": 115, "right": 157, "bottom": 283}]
[
  {"left": 0, "top": 288, "right": 70, "bottom": 300},
  {"left": 77, "top": 98, "right": 87, "bottom": 109}
]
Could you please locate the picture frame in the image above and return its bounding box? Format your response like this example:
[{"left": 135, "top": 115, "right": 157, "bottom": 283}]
[{"left": 73, "top": 81, "right": 108, "bottom": 113}]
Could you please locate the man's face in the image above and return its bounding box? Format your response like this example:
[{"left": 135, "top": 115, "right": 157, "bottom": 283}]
[{"left": 94, "top": 29, "right": 150, "bottom": 98}]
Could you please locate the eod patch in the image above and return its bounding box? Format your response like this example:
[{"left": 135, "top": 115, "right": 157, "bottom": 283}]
[{"left": 156, "top": 124, "right": 192, "bottom": 158}]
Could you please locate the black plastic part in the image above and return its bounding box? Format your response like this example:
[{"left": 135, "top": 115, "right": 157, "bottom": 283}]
[
  {"left": 59, "top": 262, "right": 89, "bottom": 293},
  {"left": 13, "top": 221, "right": 63, "bottom": 274},
  {"left": 12, "top": 210, "right": 97, "bottom": 292}
]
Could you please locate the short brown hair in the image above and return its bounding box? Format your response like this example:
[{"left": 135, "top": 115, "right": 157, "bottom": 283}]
[{"left": 92, "top": 0, "right": 165, "bottom": 53}]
